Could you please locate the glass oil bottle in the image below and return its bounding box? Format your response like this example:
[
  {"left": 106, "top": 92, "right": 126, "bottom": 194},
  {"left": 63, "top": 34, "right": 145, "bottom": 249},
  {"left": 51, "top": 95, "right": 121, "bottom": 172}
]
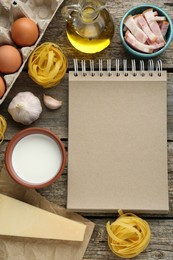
[{"left": 61, "top": 0, "right": 114, "bottom": 53}]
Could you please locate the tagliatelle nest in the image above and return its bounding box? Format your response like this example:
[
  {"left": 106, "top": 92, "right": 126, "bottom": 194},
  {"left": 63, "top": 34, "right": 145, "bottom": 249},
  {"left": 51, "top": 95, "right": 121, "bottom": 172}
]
[
  {"left": 0, "top": 115, "right": 7, "bottom": 144},
  {"left": 28, "top": 42, "right": 67, "bottom": 88},
  {"left": 106, "top": 210, "right": 151, "bottom": 258}
]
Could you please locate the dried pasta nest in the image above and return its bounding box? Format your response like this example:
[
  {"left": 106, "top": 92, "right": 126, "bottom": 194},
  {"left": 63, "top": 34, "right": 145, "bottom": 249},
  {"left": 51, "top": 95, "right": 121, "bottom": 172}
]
[
  {"left": 0, "top": 115, "right": 7, "bottom": 144},
  {"left": 28, "top": 42, "right": 67, "bottom": 88},
  {"left": 106, "top": 210, "right": 151, "bottom": 258}
]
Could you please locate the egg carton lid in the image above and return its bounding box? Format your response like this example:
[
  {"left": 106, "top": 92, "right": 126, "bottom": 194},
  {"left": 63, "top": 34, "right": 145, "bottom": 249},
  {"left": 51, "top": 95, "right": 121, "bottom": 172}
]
[{"left": 0, "top": 0, "right": 65, "bottom": 105}]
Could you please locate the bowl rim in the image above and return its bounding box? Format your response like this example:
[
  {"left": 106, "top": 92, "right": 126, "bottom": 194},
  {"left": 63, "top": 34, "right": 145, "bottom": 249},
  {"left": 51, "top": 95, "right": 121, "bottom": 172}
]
[
  {"left": 119, "top": 4, "right": 173, "bottom": 58},
  {"left": 5, "top": 127, "right": 66, "bottom": 189}
]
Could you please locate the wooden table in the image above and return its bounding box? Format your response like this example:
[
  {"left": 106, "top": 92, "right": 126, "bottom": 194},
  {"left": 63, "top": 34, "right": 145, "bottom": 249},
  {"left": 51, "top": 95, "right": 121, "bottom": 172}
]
[{"left": 0, "top": 0, "right": 173, "bottom": 259}]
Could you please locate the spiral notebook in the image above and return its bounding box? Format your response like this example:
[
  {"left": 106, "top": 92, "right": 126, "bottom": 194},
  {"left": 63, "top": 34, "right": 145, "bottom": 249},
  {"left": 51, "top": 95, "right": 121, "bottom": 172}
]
[{"left": 67, "top": 59, "right": 169, "bottom": 213}]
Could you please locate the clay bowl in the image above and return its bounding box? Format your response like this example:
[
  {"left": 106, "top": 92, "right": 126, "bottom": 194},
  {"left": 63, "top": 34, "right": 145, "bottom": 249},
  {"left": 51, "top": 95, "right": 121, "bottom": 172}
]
[{"left": 5, "top": 127, "right": 66, "bottom": 188}]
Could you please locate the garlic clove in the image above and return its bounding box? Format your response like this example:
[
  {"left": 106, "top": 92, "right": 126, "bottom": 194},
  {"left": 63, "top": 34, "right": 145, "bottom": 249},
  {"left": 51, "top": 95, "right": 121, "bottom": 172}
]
[{"left": 43, "top": 94, "right": 62, "bottom": 110}]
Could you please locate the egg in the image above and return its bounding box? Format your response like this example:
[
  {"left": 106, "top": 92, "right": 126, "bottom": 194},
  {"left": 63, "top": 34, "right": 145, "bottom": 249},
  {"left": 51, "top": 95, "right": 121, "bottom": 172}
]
[
  {"left": 0, "top": 76, "right": 6, "bottom": 98},
  {"left": 0, "top": 45, "right": 22, "bottom": 74},
  {"left": 11, "top": 17, "right": 39, "bottom": 47}
]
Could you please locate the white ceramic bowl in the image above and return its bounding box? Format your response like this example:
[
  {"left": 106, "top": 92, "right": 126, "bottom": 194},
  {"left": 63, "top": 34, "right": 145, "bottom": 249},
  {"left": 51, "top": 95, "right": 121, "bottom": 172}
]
[{"left": 5, "top": 128, "right": 66, "bottom": 188}]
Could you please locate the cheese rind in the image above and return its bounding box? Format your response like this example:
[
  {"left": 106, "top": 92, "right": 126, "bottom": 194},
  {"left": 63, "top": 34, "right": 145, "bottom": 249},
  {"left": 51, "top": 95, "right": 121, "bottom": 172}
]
[{"left": 0, "top": 194, "right": 86, "bottom": 241}]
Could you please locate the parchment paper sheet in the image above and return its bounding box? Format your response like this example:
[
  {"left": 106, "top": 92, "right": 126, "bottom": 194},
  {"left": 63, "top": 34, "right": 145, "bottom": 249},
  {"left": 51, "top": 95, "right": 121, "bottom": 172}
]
[{"left": 0, "top": 166, "right": 95, "bottom": 260}]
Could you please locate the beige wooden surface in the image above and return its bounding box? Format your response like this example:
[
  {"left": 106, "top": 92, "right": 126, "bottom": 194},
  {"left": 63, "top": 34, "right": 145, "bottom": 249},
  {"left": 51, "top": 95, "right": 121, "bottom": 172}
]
[{"left": 0, "top": 0, "right": 173, "bottom": 259}]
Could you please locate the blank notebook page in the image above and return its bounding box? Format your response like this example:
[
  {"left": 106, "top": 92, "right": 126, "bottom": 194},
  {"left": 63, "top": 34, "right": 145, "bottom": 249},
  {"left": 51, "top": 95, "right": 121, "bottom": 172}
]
[{"left": 67, "top": 70, "right": 169, "bottom": 213}]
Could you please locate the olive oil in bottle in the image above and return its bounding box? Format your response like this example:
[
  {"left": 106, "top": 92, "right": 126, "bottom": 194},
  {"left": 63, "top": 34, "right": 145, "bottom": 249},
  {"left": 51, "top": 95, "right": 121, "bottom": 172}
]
[{"left": 62, "top": 1, "right": 114, "bottom": 53}]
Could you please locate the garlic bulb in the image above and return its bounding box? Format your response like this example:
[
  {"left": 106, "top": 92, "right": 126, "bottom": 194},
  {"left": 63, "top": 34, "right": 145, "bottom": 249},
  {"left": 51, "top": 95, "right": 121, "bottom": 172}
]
[
  {"left": 8, "top": 92, "right": 42, "bottom": 125},
  {"left": 43, "top": 94, "right": 62, "bottom": 110}
]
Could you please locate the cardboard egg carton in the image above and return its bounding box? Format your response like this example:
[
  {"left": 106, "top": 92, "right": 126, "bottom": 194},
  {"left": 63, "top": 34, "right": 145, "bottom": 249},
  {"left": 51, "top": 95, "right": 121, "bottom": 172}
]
[{"left": 0, "top": 0, "right": 64, "bottom": 105}]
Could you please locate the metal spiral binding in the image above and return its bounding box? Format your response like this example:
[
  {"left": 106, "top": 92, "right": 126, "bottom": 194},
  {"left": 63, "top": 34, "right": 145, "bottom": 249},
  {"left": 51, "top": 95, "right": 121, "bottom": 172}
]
[
  {"left": 73, "top": 59, "right": 162, "bottom": 77},
  {"left": 140, "top": 60, "right": 145, "bottom": 77},
  {"left": 156, "top": 60, "right": 162, "bottom": 77},
  {"left": 90, "top": 60, "right": 95, "bottom": 76},
  {"left": 131, "top": 59, "right": 137, "bottom": 76},
  {"left": 73, "top": 58, "right": 78, "bottom": 76},
  {"left": 123, "top": 59, "right": 128, "bottom": 76},
  {"left": 107, "top": 59, "right": 112, "bottom": 76},
  {"left": 99, "top": 59, "right": 103, "bottom": 76},
  {"left": 115, "top": 59, "right": 120, "bottom": 76},
  {"left": 148, "top": 59, "right": 154, "bottom": 76},
  {"left": 81, "top": 60, "right": 87, "bottom": 76}
]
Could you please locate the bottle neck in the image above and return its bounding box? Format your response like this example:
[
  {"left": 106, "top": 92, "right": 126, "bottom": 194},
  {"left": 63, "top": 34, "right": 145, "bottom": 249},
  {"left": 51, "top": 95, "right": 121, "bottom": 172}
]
[{"left": 80, "top": 7, "right": 99, "bottom": 23}]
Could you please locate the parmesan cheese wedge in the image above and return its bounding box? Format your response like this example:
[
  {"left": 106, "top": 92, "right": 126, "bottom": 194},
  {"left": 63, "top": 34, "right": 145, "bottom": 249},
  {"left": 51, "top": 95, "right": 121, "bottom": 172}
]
[{"left": 0, "top": 194, "right": 86, "bottom": 241}]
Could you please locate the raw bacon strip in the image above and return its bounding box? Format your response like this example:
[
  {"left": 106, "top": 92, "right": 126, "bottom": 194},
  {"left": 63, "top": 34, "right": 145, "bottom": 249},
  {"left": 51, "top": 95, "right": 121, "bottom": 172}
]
[
  {"left": 143, "top": 8, "right": 165, "bottom": 44},
  {"left": 159, "top": 21, "right": 169, "bottom": 37},
  {"left": 146, "top": 39, "right": 165, "bottom": 50},
  {"left": 134, "top": 14, "right": 157, "bottom": 43},
  {"left": 124, "top": 15, "right": 148, "bottom": 43},
  {"left": 152, "top": 41, "right": 165, "bottom": 50},
  {"left": 125, "top": 30, "right": 154, "bottom": 53},
  {"left": 153, "top": 16, "right": 166, "bottom": 21}
]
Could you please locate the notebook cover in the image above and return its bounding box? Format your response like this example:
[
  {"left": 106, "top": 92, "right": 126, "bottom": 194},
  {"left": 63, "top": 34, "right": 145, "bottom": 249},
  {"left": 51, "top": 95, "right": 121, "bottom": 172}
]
[{"left": 67, "top": 71, "right": 169, "bottom": 213}]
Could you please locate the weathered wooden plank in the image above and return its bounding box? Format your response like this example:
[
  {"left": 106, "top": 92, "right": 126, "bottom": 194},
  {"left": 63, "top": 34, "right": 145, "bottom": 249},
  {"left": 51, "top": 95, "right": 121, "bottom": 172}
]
[
  {"left": 0, "top": 71, "right": 173, "bottom": 217},
  {"left": 1, "top": 71, "right": 173, "bottom": 139},
  {"left": 168, "top": 73, "right": 173, "bottom": 140},
  {"left": 1, "top": 140, "right": 173, "bottom": 218},
  {"left": 0, "top": 0, "right": 173, "bottom": 258},
  {"left": 83, "top": 218, "right": 173, "bottom": 260},
  {"left": 0, "top": 72, "right": 68, "bottom": 139},
  {"left": 40, "top": 0, "right": 173, "bottom": 69},
  {"left": 39, "top": 140, "right": 173, "bottom": 218}
]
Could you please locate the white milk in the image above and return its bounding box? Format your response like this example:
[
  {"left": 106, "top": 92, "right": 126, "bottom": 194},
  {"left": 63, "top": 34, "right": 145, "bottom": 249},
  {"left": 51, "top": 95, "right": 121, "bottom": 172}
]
[{"left": 12, "top": 134, "right": 63, "bottom": 184}]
